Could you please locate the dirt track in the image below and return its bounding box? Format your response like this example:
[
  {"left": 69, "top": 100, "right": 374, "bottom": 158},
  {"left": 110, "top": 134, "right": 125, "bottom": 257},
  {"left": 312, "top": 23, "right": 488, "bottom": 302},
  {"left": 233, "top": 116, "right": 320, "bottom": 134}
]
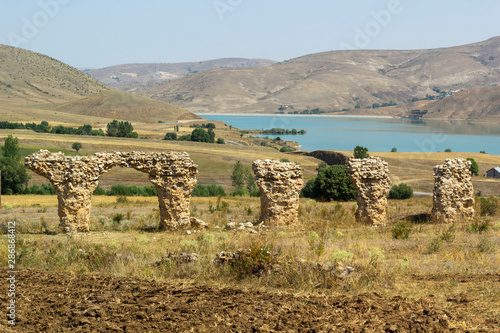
[{"left": 0, "top": 270, "right": 494, "bottom": 332}]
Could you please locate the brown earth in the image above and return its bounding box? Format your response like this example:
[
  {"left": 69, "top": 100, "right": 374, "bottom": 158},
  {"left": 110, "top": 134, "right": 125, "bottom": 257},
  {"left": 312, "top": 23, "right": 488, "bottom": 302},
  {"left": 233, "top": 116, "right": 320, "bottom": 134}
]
[{"left": 1, "top": 269, "right": 496, "bottom": 332}]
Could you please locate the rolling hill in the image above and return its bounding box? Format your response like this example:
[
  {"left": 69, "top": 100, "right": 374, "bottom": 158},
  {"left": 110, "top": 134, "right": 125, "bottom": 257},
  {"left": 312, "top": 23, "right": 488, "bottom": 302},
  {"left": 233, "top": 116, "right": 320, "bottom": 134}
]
[
  {"left": 83, "top": 58, "right": 276, "bottom": 92},
  {"left": 423, "top": 86, "right": 500, "bottom": 121},
  {"left": 0, "top": 44, "right": 199, "bottom": 123},
  {"left": 0, "top": 44, "right": 109, "bottom": 105},
  {"left": 134, "top": 37, "right": 500, "bottom": 116}
]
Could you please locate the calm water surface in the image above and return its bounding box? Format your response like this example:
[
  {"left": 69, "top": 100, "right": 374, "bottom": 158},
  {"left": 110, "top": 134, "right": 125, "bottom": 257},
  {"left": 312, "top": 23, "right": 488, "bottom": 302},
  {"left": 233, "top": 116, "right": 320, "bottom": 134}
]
[{"left": 200, "top": 115, "right": 500, "bottom": 154}]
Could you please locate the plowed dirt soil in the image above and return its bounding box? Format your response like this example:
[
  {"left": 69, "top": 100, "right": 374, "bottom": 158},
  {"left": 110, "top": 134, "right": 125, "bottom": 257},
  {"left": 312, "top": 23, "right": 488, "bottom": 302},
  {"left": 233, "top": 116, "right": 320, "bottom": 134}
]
[{"left": 1, "top": 270, "right": 497, "bottom": 332}]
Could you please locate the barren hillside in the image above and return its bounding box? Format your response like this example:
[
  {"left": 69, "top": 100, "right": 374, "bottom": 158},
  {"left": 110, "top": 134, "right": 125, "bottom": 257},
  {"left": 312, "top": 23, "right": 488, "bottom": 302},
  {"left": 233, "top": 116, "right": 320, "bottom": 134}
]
[{"left": 136, "top": 37, "right": 500, "bottom": 116}]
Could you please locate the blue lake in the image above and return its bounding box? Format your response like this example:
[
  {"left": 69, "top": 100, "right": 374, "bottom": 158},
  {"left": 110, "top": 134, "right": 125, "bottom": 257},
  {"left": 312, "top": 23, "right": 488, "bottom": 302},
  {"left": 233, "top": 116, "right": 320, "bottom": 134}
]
[{"left": 200, "top": 115, "right": 500, "bottom": 154}]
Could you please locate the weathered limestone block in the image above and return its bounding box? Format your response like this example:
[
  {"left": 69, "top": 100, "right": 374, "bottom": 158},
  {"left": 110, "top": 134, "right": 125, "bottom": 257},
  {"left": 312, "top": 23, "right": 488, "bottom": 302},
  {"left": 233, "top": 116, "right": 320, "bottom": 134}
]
[
  {"left": 253, "top": 159, "right": 304, "bottom": 225},
  {"left": 431, "top": 158, "right": 475, "bottom": 223},
  {"left": 25, "top": 150, "right": 116, "bottom": 233},
  {"left": 348, "top": 157, "right": 392, "bottom": 226}
]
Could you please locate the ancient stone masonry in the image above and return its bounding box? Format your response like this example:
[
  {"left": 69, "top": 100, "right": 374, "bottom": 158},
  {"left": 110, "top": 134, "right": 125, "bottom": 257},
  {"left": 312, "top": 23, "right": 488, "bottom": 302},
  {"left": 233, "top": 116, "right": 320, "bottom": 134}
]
[
  {"left": 25, "top": 150, "right": 198, "bottom": 233},
  {"left": 348, "top": 157, "right": 392, "bottom": 226},
  {"left": 253, "top": 159, "right": 304, "bottom": 225},
  {"left": 117, "top": 151, "right": 198, "bottom": 231},
  {"left": 431, "top": 158, "right": 475, "bottom": 223},
  {"left": 25, "top": 150, "right": 116, "bottom": 233}
]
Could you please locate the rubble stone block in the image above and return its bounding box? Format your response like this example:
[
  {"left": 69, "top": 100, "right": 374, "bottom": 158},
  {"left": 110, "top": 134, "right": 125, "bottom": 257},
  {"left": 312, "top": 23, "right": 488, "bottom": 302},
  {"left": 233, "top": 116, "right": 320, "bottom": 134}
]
[
  {"left": 253, "top": 159, "right": 304, "bottom": 225},
  {"left": 348, "top": 157, "right": 392, "bottom": 226},
  {"left": 431, "top": 158, "right": 475, "bottom": 223}
]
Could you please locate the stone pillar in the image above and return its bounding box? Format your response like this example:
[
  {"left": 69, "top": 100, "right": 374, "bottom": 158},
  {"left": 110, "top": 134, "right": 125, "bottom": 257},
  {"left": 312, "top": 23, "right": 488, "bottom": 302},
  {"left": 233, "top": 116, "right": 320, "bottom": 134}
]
[
  {"left": 25, "top": 150, "right": 115, "bottom": 233},
  {"left": 348, "top": 157, "right": 392, "bottom": 226},
  {"left": 120, "top": 152, "right": 198, "bottom": 231},
  {"left": 431, "top": 158, "right": 475, "bottom": 223},
  {"left": 253, "top": 159, "right": 304, "bottom": 225}
]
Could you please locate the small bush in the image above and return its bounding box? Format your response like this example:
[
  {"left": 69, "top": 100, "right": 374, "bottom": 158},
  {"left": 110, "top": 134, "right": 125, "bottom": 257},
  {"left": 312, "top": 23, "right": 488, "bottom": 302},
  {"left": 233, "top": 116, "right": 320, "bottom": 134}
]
[
  {"left": 439, "top": 224, "right": 456, "bottom": 242},
  {"left": 280, "top": 158, "right": 290, "bottom": 163},
  {"left": 330, "top": 250, "right": 354, "bottom": 264},
  {"left": 368, "top": 247, "right": 385, "bottom": 269},
  {"left": 112, "top": 213, "right": 125, "bottom": 225},
  {"left": 163, "top": 132, "right": 177, "bottom": 140},
  {"left": 116, "top": 196, "right": 129, "bottom": 204},
  {"left": 392, "top": 222, "right": 412, "bottom": 239},
  {"left": 388, "top": 183, "right": 413, "bottom": 199},
  {"left": 216, "top": 138, "right": 225, "bottom": 144},
  {"left": 467, "top": 220, "right": 490, "bottom": 233},
  {"left": 390, "top": 147, "right": 397, "bottom": 152},
  {"left": 230, "top": 188, "right": 248, "bottom": 197},
  {"left": 192, "top": 184, "right": 226, "bottom": 197},
  {"left": 426, "top": 237, "right": 443, "bottom": 254},
  {"left": 279, "top": 146, "right": 295, "bottom": 153},
  {"left": 444, "top": 148, "right": 452, "bottom": 152},
  {"left": 479, "top": 197, "right": 498, "bottom": 216},
  {"left": 477, "top": 237, "right": 497, "bottom": 253}
]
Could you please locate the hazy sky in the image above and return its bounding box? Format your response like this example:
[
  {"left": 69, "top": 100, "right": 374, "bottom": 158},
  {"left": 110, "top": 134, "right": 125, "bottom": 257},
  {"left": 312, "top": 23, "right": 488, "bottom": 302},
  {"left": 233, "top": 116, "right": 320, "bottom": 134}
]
[{"left": 1, "top": 0, "right": 499, "bottom": 69}]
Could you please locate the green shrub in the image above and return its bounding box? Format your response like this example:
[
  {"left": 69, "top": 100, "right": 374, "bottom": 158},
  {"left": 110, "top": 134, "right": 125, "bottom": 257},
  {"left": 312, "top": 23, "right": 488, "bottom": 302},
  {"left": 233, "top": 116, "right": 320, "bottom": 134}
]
[
  {"left": 330, "top": 250, "right": 354, "bottom": 264},
  {"left": 353, "top": 145, "right": 369, "bottom": 159},
  {"left": 388, "top": 183, "right": 413, "bottom": 199},
  {"left": 467, "top": 220, "right": 490, "bottom": 233},
  {"left": 426, "top": 237, "right": 443, "bottom": 254},
  {"left": 163, "top": 132, "right": 177, "bottom": 140},
  {"left": 230, "top": 188, "right": 248, "bottom": 197},
  {"left": 280, "top": 158, "right": 290, "bottom": 163},
  {"left": 479, "top": 197, "right": 498, "bottom": 216},
  {"left": 216, "top": 138, "right": 225, "bottom": 144},
  {"left": 192, "top": 184, "right": 227, "bottom": 197},
  {"left": 477, "top": 237, "right": 497, "bottom": 253},
  {"left": 279, "top": 146, "right": 295, "bottom": 153},
  {"left": 392, "top": 222, "right": 412, "bottom": 239},
  {"left": 310, "top": 165, "right": 356, "bottom": 201}
]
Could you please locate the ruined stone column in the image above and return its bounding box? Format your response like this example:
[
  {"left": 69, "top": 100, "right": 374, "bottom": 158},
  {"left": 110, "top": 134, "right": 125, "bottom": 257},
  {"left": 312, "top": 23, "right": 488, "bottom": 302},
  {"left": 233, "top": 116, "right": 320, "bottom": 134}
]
[
  {"left": 120, "top": 152, "right": 198, "bottom": 230},
  {"left": 348, "top": 157, "right": 392, "bottom": 226},
  {"left": 431, "top": 158, "right": 475, "bottom": 223},
  {"left": 253, "top": 159, "right": 304, "bottom": 225},
  {"left": 25, "top": 150, "right": 115, "bottom": 233}
]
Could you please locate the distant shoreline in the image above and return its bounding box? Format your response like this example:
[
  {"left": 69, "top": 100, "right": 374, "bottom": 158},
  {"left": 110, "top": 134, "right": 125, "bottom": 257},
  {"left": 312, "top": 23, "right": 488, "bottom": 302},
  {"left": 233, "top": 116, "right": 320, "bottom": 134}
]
[{"left": 196, "top": 113, "right": 395, "bottom": 119}]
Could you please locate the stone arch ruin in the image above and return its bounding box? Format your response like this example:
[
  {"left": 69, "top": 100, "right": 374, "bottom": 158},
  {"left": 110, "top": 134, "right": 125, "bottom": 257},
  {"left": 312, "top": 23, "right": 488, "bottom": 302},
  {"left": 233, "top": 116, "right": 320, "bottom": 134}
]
[
  {"left": 25, "top": 150, "right": 198, "bottom": 233},
  {"left": 348, "top": 157, "right": 392, "bottom": 226}
]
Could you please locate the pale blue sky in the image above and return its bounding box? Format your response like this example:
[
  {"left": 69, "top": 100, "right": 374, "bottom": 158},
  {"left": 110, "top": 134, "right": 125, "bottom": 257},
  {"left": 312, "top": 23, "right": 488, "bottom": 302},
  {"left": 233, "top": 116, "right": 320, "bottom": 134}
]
[{"left": 1, "top": 0, "right": 499, "bottom": 69}]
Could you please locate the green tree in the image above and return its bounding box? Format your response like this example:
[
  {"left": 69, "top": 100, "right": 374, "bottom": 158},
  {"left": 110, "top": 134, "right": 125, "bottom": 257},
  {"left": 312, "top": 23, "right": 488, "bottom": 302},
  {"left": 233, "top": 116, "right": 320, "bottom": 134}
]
[
  {"left": 311, "top": 165, "right": 356, "bottom": 201},
  {"left": 191, "top": 128, "right": 210, "bottom": 142},
  {"left": 106, "top": 120, "right": 120, "bottom": 137},
  {"left": 391, "top": 147, "right": 397, "bottom": 152},
  {"left": 245, "top": 167, "right": 256, "bottom": 192},
  {"left": 467, "top": 157, "right": 479, "bottom": 176},
  {"left": 444, "top": 148, "right": 452, "bottom": 152},
  {"left": 353, "top": 145, "right": 369, "bottom": 159},
  {"left": 0, "top": 135, "right": 29, "bottom": 194},
  {"left": 216, "top": 138, "right": 225, "bottom": 144},
  {"left": 388, "top": 183, "right": 414, "bottom": 199},
  {"left": 208, "top": 128, "right": 215, "bottom": 143},
  {"left": 231, "top": 161, "right": 245, "bottom": 189},
  {"left": 72, "top": 142, "right": 82, "bottom": 153}
]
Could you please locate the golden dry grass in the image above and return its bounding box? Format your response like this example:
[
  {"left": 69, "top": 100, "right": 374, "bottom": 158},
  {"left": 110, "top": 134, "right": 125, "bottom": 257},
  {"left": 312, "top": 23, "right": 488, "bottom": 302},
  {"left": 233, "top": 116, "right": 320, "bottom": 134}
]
[{"left": 0, "top": 195, "right": 499, "bottom": 329}]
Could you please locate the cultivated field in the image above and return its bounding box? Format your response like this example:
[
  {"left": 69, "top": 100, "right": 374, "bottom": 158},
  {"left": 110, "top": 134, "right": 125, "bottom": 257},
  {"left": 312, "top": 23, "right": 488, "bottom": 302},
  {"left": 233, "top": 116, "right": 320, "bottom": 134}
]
[{"left": 0, "top": 195, "right": 499, "bottom": 331}]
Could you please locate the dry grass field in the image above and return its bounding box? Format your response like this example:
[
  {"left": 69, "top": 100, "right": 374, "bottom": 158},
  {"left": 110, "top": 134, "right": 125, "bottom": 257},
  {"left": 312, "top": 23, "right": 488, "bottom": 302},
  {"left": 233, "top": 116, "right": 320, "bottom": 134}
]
[{"left": 0, "top": 195, "right": 499, "bottom": 331}]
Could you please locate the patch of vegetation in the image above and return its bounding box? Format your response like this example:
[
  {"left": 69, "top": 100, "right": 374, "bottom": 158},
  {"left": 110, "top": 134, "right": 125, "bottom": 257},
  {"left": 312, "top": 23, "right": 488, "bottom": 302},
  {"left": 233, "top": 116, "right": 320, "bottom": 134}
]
[
  {"left": 353, "top": 145, "right": 369, "bottom": 159},
  {"left": 391, "top": 222, "right": 412, "bottom": 239},
  {"left": 388, "top": 183, "right": 414, "bottom": 199},
  {"left": 304, "top": 165, "right": 356, "bottom": 201}
]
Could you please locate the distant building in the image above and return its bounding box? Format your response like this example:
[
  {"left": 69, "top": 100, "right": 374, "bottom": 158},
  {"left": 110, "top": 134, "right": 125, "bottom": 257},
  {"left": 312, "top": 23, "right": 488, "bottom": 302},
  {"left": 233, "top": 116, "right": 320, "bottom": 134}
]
[{"left": 486, "top": 167, "right": 500, "bottom": 178}]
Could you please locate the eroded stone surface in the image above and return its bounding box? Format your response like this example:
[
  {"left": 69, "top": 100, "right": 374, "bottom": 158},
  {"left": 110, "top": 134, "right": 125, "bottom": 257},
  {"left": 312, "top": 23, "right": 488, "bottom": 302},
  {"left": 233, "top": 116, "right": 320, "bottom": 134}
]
[
  {"left": 253, "top": 159, "right": 304, "bottom": 225},
  {"left": 348, "top": 157, "right": 392, "bottom": 226},
  {"left": 25, "top": 150, "right": 198, "bottom": 233},
  {"left": 431, "top": 158, "right": 475, "bottom": 223}
]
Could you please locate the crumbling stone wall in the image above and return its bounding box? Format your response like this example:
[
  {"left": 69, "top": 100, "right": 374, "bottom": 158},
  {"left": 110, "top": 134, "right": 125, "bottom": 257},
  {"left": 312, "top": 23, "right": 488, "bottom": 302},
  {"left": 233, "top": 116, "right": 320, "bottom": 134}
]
[
  {"left": 431, "top": 158, "right": 475, "bottom": 223},
  {"left": 253, "top": 159, "right": 304, "bottom": 225},
  {"left": 348, "top": 157, "right": 392, "bottom": 226},
  {"left": 25, "top": 150, "right": 198, "bottom": 233}
]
